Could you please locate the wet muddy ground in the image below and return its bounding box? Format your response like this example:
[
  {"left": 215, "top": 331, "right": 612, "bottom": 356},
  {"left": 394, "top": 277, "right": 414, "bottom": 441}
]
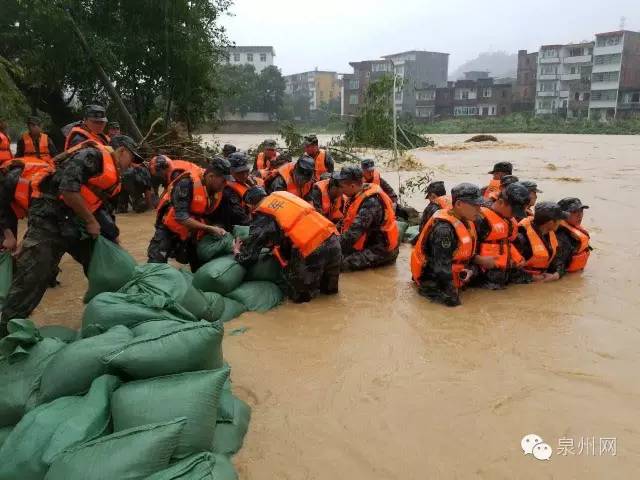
[{"left": 31, "top": 134, "right": 640, "bottom": 479}]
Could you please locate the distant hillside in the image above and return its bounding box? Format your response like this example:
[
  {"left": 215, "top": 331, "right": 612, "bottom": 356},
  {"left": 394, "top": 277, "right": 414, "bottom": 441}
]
[{"left": 451, "top": 51, "right": 518, "bottom": 80}]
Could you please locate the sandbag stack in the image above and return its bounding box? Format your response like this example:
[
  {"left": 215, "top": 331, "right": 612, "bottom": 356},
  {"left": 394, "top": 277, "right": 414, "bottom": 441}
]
[{"left": 0, "top": 257, "right": 253, "bottom": 479}]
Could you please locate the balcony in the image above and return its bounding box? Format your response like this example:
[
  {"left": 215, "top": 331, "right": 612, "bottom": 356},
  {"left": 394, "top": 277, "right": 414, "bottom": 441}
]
[
  {"left": 593, "top": 44, "right": 623, "bottom": 56},
  {"left": 592, "top": 63, "right": 621, "bottom": 73},
  {"left": 538, "top": 73, "right": 559, "bottom": 80},
  {"left": 589, "top": 99, "right": 617, "bottom": 109},
  {"left": 563, "top": 55, "right": 592, "bottom": 64},
  {"left": 559, "top": 90, "right": 570, "bottom": 98},
  {"left": 539, "top": 57, "right": 560, "bottom": 64},
  {"left": 560, "top": 73, "right": 580, "bottom": 81},
  {"left": 591, "top": 81, "right": 620, "bottom": 91},
  {"left": 537, "top": 91, "right": 557, "bottom": 97}
]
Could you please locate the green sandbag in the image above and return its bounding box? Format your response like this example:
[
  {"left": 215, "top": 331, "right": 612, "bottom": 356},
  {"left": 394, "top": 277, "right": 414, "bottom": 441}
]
[
  {"left": 232, "top": 225, "right": 250, "bottom": 240},
  {"left": 396, "top": 220, "right": 409, "bottom": 241},
  {"left": 112, "top": 368, "right": 229, "bottom": 459},
  {"left": 179, "top": 271, "right": 216, "bottom": 322},
  {"left": 0, "top": 426, "right": 12, "bottom": 450},
  {"left": 192, "top": 255, "right": 246, "bottom": 295},
  {"left": 218, "top": 297, "right": 247, "bottom": 323},
  {"left": 146, "top": 452, "right": 238, "bottom": 480},
  {"left": 39, "top": 326, "right": 132, "bottom": 403},
  {"left": 81, "top": 291, "right": 196, "bottom": 333},
  {"left": 131, "top": 320, "right": 185, "bottom": 337},
  {"left": 202, "top": 292, "right": 225, "bottom": 322},
  {"left": 404, "top": 225, "right": 419, "bottom": 243},
  {"left": 227, "top": 281, "right": 284, "bottom": 313},
  {"left": 44, "top": 418, "right": 186, "bottom": 480},
  {"left": 84, "top": 236, "right": 136, "bottom": 303},
  {"left": 0, "top": 375, "right": 120, "bottom": 480},
  {"left": 38, "top": 325, "right": 78, "bottom": 343},
  {"left": 197, "top": 233, "right": 234, "bottom": 263},
  {"left": 0, "top": 332, "right": 66, "bottom": 427},
  {"left": 245, "top": 252, "right": 284, "bottom": 284},
  {"left": 121, "top": 263, "right": 189, "bottom": 302},
  {"left": 0, "top": 251, "right": 13, "bottom": 307},
  {"left": 213, "top": 395, "right": 251, "bottom": 456},
  {"left": 103, "top": 321, "right": 224, "bottom": 379}
]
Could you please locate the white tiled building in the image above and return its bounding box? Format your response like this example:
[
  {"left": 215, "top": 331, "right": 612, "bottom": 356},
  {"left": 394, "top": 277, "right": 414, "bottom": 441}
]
[{"left": 225, "top": 46, "right": 275, "bottom": 74}]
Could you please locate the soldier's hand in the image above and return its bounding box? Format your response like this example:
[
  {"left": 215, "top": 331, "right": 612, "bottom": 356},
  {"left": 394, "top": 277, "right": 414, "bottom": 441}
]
[
  {"left": 207, "top": 225, "right": 226, "bottom": 237},
  {"left": 474, "top": 255, "right": 497, "bottom": 270},
  {"left": 1, "top": 236, "right": 17, "bottom": 252},
  {"left": 460, "top": 268, "right": 474, "bottom": 285},
  {"left": 232, "top": 238, "right": 242, "bottom": 255},
  {"left": 86, "top": 219, "right": 101, "bottom": 239}
]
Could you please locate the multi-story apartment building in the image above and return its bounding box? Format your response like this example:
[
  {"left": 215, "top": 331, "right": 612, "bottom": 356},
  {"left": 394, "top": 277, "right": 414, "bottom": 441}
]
[
  {"left": 589, "top": 30, "right": 640, "bottom": 119},
  {"left": 535, "top": 42, "right": 594, "bottom": 117},
  {"left": 285, "top": 70, "right": 340, "bottom": 111},
  {"left": 513, "top": 50, "right": 538, "bottom": 112},
  {"left": 225, "top": 46, "right": 275, "bottom": 73},
  {"left": 341, "top": 51, "right": 449, "bottom": 118}
]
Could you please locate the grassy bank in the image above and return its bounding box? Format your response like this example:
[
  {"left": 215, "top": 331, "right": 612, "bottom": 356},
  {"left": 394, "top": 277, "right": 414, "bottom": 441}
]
[{"left": 413, "top": 114, "right": 640, "bottom": 135}]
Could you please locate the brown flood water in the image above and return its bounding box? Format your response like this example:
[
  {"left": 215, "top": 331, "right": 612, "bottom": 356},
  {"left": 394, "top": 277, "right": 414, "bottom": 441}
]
[{"left": 32, "top": 134, "right": 640, "bottom": 479}]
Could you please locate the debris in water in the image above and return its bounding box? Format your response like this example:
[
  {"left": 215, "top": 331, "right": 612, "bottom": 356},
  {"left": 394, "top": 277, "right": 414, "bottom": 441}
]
[
  {"left": 546, "top": 163, "right": 558, "bottom": 170},
  {"left": 465, "top": 134, "right": 498, "bottom": 143},
  {"left": 229, "top": 327, "right": 250, "bottom": 336},
  {"left": 557, "top": 177, "right": 583, "bottom": 182}
]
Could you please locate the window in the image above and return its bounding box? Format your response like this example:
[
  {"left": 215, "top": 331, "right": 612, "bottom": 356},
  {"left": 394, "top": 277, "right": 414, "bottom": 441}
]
[
  {"left": 594, "top": 54, "right": 621, "bottom": 65},
  {"left": 501, "top": 106, "right": 507, "bottom": 115},
  {"left": 542, "top": 48, "right": 557, "bottom": 58},
  {"left": 524, "top": 72, "right": 529, "bottom": 82},
  {"left": 395, "top": 91, "right": 402, "bottom": 101},
  {"left": 502, "top": 90, "right": 507, "bottom": 98},
  {"left": 372, "top": 63, "right": 390, "bottom": 72},
  {"left": 523, "top": 87, "right": 529, "bottom": 97},
  {"left": 233, "top": 53, "right": 240, "bottom": 62},
  {"left": 415, "top": 107, "right": 432, "bottom": 118},
  {"left": 541, "top": 65, "right": 557, "bottom": 75},
  {"left": 246, "top": 53, "right": 253, "bottom": 62},
  {"left": 623, "top": 92, "right": 640, "bottom": 103},
  {"left": 348, "top": 79, "right": 359, "bottom": 90},
  {"left": 482, "top": 88, "right": 492, "bottom": 98},
  {"left": 416, "top": 91, "right": 435, "bottom": 101},
  {"left": 490, "top": 106, "right": 496, "bottom": 115},
  {"left": 590, "top": 90, "right": 617, "bottom": 101},
  {"left": 539, "top": 81, "right": 556, "bottom": 92},
  {"left": 575, "top": 92, "right": 580, "bottom": 101},
  {"left": 349, "top": 94, "right": 359, "bottom": 105},
  {"left": 260, "top": 53, "right": 267, "bottom": 62},
  {"left": 570, "top": 67, "right": 577, "bottom": 74},
  {"left": 569, "top": 47, "right": 584, "bottom": 57},
  {"left": 584, "top": 92, "right": 590, "bottom": 101},
  {"left": 597, "top": 35, "right": 622, "bottom": 47},
  {"left": 454, "top": 106, "right": 479, "bottom": 116},
  {"left": 592, "top": 71, "right": 620, "bottom": 82}
]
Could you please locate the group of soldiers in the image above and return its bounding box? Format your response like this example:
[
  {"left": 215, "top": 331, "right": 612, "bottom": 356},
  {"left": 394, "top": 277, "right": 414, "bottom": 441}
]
[
  {"left": 411, "top": 161, "right": 592, "bottom": 306},
  {"left": 0, "top": 105, "right": 592, "bottom": 337}
]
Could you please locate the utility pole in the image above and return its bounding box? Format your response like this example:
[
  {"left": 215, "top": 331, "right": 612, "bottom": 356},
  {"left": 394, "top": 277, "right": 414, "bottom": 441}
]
[
  {"left": 65, "top": 10, "right": 144, "bottom": 142},
  {"left": 392, "top": 66, "right": 401, "bottom": 202}
]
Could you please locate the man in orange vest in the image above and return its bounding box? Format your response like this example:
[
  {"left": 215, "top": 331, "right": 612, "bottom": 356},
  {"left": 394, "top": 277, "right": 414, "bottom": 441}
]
[
  {"left": 337, "top": 166, "right": 399, "bottom": 271},
  {"left": 219, "top": 152, "right": 254, "bottom": 224},
  {"left": 148, "top": 158, "right": 228, "bottom": 271},
  {"left": 303, "top": 134, "right": 334, "bottom": 179},
  {"left": 63, "top": 104, "right": 110, "bottom": 150},
  {"left": 252, "top": 139, "right": 279, "bottom": 172},
  {"left": 309, "top": 173, "right": 344, "bottom": 223},
  {"left": 1, "top": 135, "right": 141, "bottom": 334},
  {"left": 15, "top": 116, "right": 57, "bottom": 162},
  {"left": 482, "top": 161, "right": 513, "bottom": 200},
  {"left": 513, "top": 201, "right": 567, "bottom": 283},
  {"left": 485, "top": 175, "right": 519, "bottom": 203},
  {"left": 417, "top": 180, "right": 451, "bottom": 234},
  {"left": 554, "top": 197, "right": 592, "bottom": 277},
  {"left": 107, "top": 122, "right": 121, "bottom": 137},
  {"left": 222, "top": 144, "right": 237, "bottom": 159},
  {"left": 473, "top": 182, "right": 531, "bottom": 289},
  {"left": 235, "top": 187, "right": 341, "bottom": 303},
  {"left": 411, "top": 183, "right": 485, "bottom": 306},
  {"left": 255, "top": 150, "right": 291, "bottom": 184},
  {"left": 266, "top": 155, "right": 316, "bottom": 201},
  {"left": 0, "top": 118, "right": 13, "bottom": 166},
  {"left": 518, "top": 180, "right": 542, "bottom": 220},
  {"left": 360, "top": 158, "right": 398, "bottom": 206}
]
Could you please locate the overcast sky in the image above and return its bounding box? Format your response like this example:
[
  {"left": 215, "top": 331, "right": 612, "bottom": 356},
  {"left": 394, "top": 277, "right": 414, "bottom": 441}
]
[{"left": 222, "top": 0, "right": 639, "bottom": 75}]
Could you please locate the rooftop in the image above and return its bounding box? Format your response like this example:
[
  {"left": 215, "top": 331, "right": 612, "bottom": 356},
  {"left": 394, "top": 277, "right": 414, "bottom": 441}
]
[
  {"left": 226, "top": 46, "right": 275, "bottom": 55},
  {"left": 382, "top": 50, "right": 449, "bottom": 58},
  {"left": 595, "top": 30, "right": 638, "bottom": 37}
]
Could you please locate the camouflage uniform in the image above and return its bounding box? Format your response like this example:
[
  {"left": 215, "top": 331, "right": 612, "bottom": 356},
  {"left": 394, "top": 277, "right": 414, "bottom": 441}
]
[
  {"left": 117, "top": 164, "right": 152, "bottom": 213},
  {"left": 205, "top": 185, "right": 251, "bottom": 232},
  {"left": 265, "top": 175, "right": 313, "bottom": 201},
  {"left": 235, "top": 213, "right": 341, "bottom": 303},
  {"left": 340, "top": 195, "right": 399, "bottom": 271},
  {"left": 0, "top": 147, "right": 119, "bottom": 333},
  {"left": 0, "top": 167, "right": 22, "bottom": 238},
  {"left": 377, "top": 176, "right": 398, "bottom": 205}
]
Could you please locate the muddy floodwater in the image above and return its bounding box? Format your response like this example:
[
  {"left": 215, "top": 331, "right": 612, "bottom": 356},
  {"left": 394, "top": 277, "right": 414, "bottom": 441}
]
[{"left": 32, "top": 134, "right": 640, "bottom": 479}]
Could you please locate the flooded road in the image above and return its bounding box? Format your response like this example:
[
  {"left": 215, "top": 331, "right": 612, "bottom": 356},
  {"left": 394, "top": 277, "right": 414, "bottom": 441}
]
[{"left": 32, "top": 134, "right": 640, "bottom": 479}]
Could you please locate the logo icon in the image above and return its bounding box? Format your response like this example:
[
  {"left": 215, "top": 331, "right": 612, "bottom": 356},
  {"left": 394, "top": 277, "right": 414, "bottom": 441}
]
[{"left": 521, "top": 434, "right": 551, "bottom": 461}]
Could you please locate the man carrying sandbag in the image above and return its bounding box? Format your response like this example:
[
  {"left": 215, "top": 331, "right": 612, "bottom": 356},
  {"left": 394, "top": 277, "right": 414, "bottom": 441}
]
[
  {"left": 234, "top": 187, "right": 342, "bottom": 303},
  {"left": 147, "top": 157, "right": 229, "bottom": 271},
  {"left": 0, "top": 135, "right": 141, "bottom": 336}
]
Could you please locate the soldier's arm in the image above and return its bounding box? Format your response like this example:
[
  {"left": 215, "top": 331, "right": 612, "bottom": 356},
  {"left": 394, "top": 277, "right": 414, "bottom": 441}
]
[
  {"left": 425, "top": 222, "right": 460, "bottom": 304},
  {"left": 48, "top": 138, "right": 59, "bottom": 156},
  {"left": 324, "top": 150, "right": 335, "bottom": 173},
  {"left": 309, "top": 186, "right": 324, "bottom": 214},
  {"left": 551, "top": 229, "right": 574, "bottom": 278},
  {"left": 235, "top": 214, "right": 278, "bottom": 266},
  {"left": 15, "top": 138, "right": 25, "bottom": 158},
  {"left": 170, "top": 177, "right": 214, "bottom": 234},
  {"left": 340, "top": 197, "right": 380, "bottom": 251},
  {"left": 224, "top": 188, "right": 251, "bottom": 226},
  {"left": 267, "top": 175, "right": 287, "bottom": 194},
  {"left": 380, "top": 177, "right": 398, "bottom": 204}
]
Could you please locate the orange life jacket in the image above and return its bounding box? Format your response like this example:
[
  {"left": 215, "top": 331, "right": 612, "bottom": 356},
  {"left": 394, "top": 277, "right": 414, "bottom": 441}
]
[
  {"left": 275, "top": 162, "right": 313, "bottom": 199},
  {"left": 314, "top": 179, "right": 344, "bottom": 222},
  {"left": 341, "top": 184, "right": 399, "bottom": 252},
  {"left": 58, "top": 141, "right": 121, "bottom": 213},
  {"left": 10, "top": 159, "right": 55, "bottom": 219},
  {"left": 21, "top": 132, "right": 52, "bottom": 163},
  {"left": 477, "top": 206, "right": 523, "bottom": 270},
  {"left": 411, "top": 209, "right": 477, "bottom": 288},
  {"left": 157, "top": 171, "right": 221, "bottom": 241},
  {"left": 519, "top": 217, "right": 558, "bottom": 274},
  {"left": 435, "top": 195, "right": 453, "bottom": 210},
  {"left": 256, "top": 191, "right": 337, "bottom": 266},
  {"left": 367, "top": 169, "right": 381, "bottom": 185},
  {"left": 313, "top": 149, "right": 328, "bottom": 178},
  {"left": 256, "top": 151, "right": 279, "bottom": 170},
  {"left": 64, "top": 125, "right": 110, "bottom": 150},
  {"left": 559, "top": 220, "right": 590, "bottom": 272},
  {"left": 483, "top": 178, "right": 501, "bottom": 200},
  {"left": 225, "top": 180, "right": 250, "bottom": 210},
  {"left": 0, "top": 131, "right": 12, "bottom": 165},
  {"left": 170, "top": 160, "right": 202, "bottom": 183}
]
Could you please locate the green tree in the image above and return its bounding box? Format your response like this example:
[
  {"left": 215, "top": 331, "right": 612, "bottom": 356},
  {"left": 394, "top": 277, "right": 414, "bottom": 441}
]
[{"left": 257, "top": 66, "right": 286, "bottom": 119}]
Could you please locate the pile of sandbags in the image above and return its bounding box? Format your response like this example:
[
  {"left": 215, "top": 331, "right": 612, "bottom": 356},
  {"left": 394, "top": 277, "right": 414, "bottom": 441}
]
[
  {"left": 0, "top": 248, "right": 254, "bottom": 479},
  {"left": 194, "top": 229, "right": 285, "bottom": 322}
]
